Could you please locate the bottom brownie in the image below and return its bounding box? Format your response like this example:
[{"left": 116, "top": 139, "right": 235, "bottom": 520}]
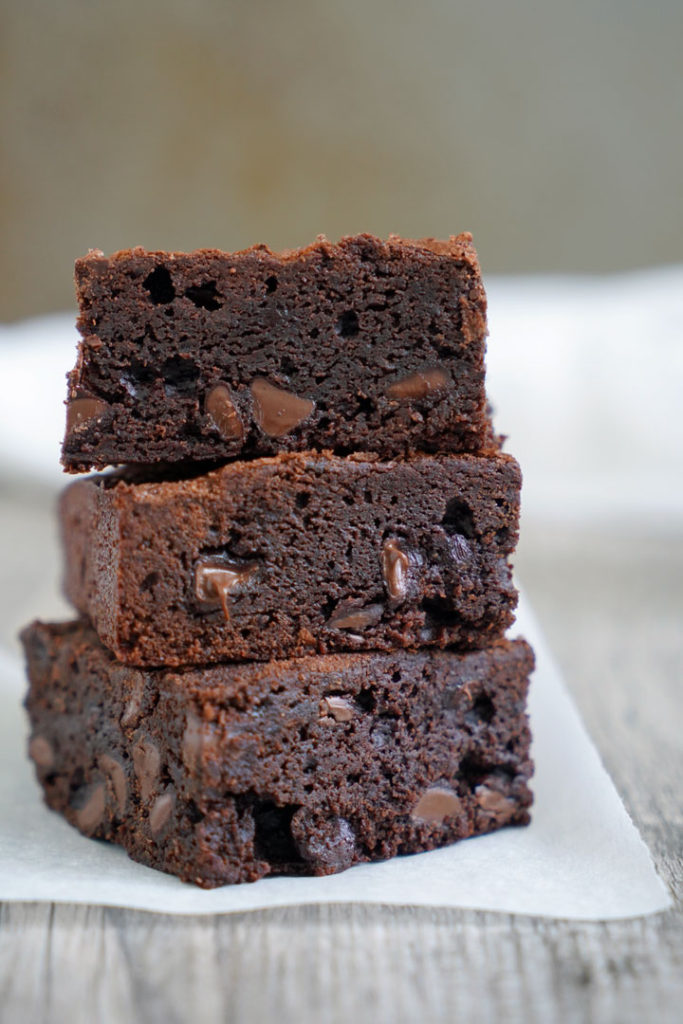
[{"left": 21, "top": 620, "right": 534, "bottom": 888}]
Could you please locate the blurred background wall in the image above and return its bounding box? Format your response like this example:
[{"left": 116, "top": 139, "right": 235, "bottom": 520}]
[{"left": 1, "top": 0, "right": 682, "bottom": 320}]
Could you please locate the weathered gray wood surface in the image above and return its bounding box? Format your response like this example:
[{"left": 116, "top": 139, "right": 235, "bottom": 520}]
[{"left": 0, "top": 489, "right": 681, "bottom": 1023}]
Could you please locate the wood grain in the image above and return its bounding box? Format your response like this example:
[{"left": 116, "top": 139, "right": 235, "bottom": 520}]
[{"left": 0, "top": 497, "right": 681, "bottom": 1024}]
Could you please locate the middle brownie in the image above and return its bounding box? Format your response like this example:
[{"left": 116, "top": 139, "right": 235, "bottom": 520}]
[{"left": 61, "top": 451, "right": 520, "bottom": 666}]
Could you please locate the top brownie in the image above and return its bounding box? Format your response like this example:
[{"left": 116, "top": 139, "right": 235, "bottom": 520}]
[{"left": 62, "top": 233, "right": 494, "bottom": 471}]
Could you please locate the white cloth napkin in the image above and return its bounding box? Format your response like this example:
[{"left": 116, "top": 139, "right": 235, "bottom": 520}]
[{"left": 485, "top": 267, "right": 683, "bottom": 527}]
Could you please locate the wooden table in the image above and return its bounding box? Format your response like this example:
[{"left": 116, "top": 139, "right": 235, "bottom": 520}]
[{"left": 0, "top": 487, "right": 681, "bottom": 1023}]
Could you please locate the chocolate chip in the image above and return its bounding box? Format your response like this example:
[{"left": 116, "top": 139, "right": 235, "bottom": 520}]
[
  {"left": 291, "top": 809, "right": 356, "bottom": 873},
  {"left": 195, "top": 561, "right": 256, "bottom": 621},
  {"left": 99, "top": 753, "right": 127, "bottom": 816},
  {"left": 65, "top": 396, "right": 108, "bottom": 434},
  {"left": 251, "top": 378, "right": 314, "bottom": 436},
  {"left": 411, "top": 786, "right": 462, "bottom": 823},
  {"left": 74, "top": 783, "right": 106, "bottom": 834},
  {"left": 205, "top": 384, "right": 244, "bottom": 442},
  {"left": 150, "top": 791, "right": 174, "bottom": 836},
  {"left": 475, "top": 785, "right": 516, "bottom": 819},
  {"left": 182, "top": 713, "right": 204, "bottom": 770},
  {"left": 120, "top": 676, "right": 144, "bottom": 728},
  {"left": 133, "top": 736, "right": 161, "bottom": 801},
  {"left": 327, "top": 603, "right": 384, "bottom": 631},
  {"left": 28, "top": 735, "right": 54, "bottom": 769},
  {"left": 121, "top": 696, "right": 142, "bottom": 729},
  {"left": 319, "top": 696, "right": 355, "bottom": 723},
  {"left": 387, "top": 367, "right": 449, "bottom": 401},
  {"left": 382, "top": 539, "right": 409, "bottom": 601},
  {"left": 448, "top": 534, "right": 472, "bottom": 563}
]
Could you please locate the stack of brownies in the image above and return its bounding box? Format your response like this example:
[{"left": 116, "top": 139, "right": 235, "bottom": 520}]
[{"left": 21, "top": 234, "right": 534, "bottom": 888}]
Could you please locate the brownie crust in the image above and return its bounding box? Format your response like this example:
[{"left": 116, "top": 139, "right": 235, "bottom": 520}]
[
  {"left": 60, "top": 451, "right": 521, "bottom": 666},
  {"left": 22, "top": 619, "right": 534, "bottom": 888},
  {"left": 62, "top": 234, "right": 494, "bottom": 471}
]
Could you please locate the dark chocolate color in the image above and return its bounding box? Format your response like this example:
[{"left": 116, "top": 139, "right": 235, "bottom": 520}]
[
  {"left": 62, "top": 234, "right": 495, "bottom": 471},
  {"left": 60, "top": 451, "right": 520, "bottom": 666},
  {"left": 22, "top": 619, "right": 534, "bottom": 888}
]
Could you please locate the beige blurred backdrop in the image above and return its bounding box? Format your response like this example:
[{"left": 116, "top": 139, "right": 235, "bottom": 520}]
[{"left": 1, "top": 0, "right": 682, "bottom": 320}]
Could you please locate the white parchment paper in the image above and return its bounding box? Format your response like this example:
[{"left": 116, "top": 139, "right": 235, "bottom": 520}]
[{"left": 0, "top": 594, "right": 671, "bottom": 920}]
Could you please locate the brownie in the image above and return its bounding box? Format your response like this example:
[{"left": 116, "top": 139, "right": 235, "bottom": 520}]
[
  {"left": 60, "top": 451, "right": 520, "bottom": 667},
  {"left": 22, "top": 619, "right": 534, "bottom": 888},
  {"left": 62, "top": 234, "right": 495, "bottom": 472}
]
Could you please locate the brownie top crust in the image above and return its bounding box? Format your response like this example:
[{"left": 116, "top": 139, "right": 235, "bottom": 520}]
[
  {"left": 64, "top": 233, "right": 494, "bottom": 470},
  {"left": 76, "top": 233, "right": 482, "bottom": 274}
]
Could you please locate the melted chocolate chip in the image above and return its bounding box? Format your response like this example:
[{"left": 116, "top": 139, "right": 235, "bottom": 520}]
[
  {"left": 133, "top": 736, "right": 161, "bottom": 801},
  {"left": 205, "top": 384, "right": 244, "bottom": 442},
  {"left": 28, "top": 735, "right": 54, "bottom": 769},
  {"left": 319, "top": 696, "right": 355, "bottom": 723},
  {"left": 382, "top": 539, "right": 409, "bottom": 601},
  {"left": 120, "top": 677, "right": 144, "bottom": 728},
  {"left": 327, "top": 603, "right": 384, "bottom": 631},
  {"left": 448, "top": 534, "right": 472, "bottom": 563},
  {"left": 291, "top": 809, "right": 356, "bottom": 873},
  {"left": 251, "top": 378, "right": 314, "bottom": 436},
  {"left": 66, "top": 396, "right": 108, "bottom": 434},
  {"left": 387, "top": 367, "right": 449, "bottom": 401},
  {"left": 74, "top": 783, "right": 106, "bottom": 834},
  {"left": 182, "top": 713, "right": 204, "bottom": 770},
  {"left": 99, "top": 753, "right": 127, "bottom": 816},
  {"left": 475, "top": 785, "right": 515, "bottom": 819},
  {"left": 150, "top": 791, "right": 174, "bottom": 836},
  {"left": 411, "top": 786, "right": 462, "bottom": 823},
  {"left": 195, "top": 561, "right": 256, "bottom": 621}
]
